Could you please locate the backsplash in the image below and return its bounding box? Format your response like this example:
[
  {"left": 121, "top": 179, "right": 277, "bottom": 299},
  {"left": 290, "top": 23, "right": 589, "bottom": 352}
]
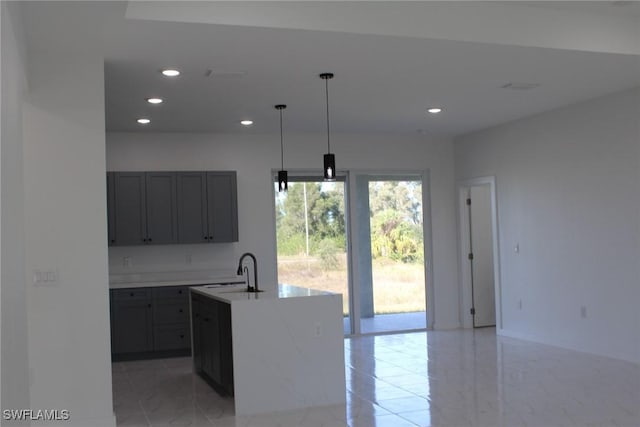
[{"left": 108, "top": 243, "right": 239, "bottom": 276}]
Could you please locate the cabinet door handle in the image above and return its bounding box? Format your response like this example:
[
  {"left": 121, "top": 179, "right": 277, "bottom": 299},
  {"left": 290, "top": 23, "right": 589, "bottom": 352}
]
[
  {"left": 180, "top": 334, "right": 185, "bottom": 339},
  {"left": 143, "top": 238, "right": 147, "bottom": 242},
  {"left": 111, "top": 239, "right": 115, "bottom": 244},
  {"left": 148, "top": 238, "right": 152, "bottom": 242},
  {"left": 204, "top": 236, "right": 209, "bottom": 240},
  {"left": 179, "top": 309, "right": 183, "bottom": 313},
  {"left": 130, "top": 292, "right": 134, "bottom": 297},
  {"left": 209, "top": 235, "right": 213, "bottom": 240},
  {"left": 147, "top": 304, "right": 152, "bottom": 308},
  {"left": 178, "top": 290, "right": 183, "bottom": 294}
]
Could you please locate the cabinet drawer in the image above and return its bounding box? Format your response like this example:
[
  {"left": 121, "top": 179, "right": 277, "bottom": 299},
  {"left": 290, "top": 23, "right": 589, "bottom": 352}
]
[
  {"left": 153, "top": 286, "right": 190, "bottom": 300},
  {"left": 154, "top": 302, "right": 189, "bottom": 324},
  {"left": 112, "top": 288, "right": 151, "bottom": 300},
  {"left": 154, "top": 324, "right": 191, "bottom": 351}
]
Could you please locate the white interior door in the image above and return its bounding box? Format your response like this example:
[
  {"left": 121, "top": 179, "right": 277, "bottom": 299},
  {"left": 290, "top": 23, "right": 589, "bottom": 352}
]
[{"left": 469, "top": 184, "right": 496, "bottom": 327}]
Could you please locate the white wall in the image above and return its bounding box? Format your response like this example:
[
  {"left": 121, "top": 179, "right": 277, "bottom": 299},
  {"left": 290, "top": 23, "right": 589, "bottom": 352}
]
[
  {"left": 21, "top": 48, "right": 115, "bottom": 426},
  {"left": 455, "top": 88, "right": 640, "bottom": 363},
  {"left": 107, "top": 131, "right": 461, "bottom": 329},
  {"left": 1, "top": 2, "right": 30, "bottom": 423}
]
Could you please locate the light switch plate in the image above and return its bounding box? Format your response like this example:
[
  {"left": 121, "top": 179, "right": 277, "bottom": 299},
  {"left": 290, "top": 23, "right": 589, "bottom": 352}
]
[{"left": 33, "top": 269, "right": 59, "bottom": 286}]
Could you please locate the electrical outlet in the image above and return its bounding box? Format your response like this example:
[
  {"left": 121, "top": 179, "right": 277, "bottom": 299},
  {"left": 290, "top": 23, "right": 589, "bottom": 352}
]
[
  {"left": 123, "top": 256, "right": 132, "bottom": 268},
  {"left": 518, "top": 299, "right": 523, "bottom": 310},
  {"left": 580, "top": 306, "right": 587, "bottom": 319},
  {"left": 314, "top": 322, "right": 323, "bottom": 337}
]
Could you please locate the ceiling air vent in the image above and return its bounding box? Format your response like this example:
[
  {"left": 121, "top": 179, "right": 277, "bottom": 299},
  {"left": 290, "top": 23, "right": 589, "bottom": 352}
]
[
  {"left": 204, "top": 69, "right": 247, "bottom": 79},
  {"left": 501, "top": 82, "right": 540, "bottom": 91}
]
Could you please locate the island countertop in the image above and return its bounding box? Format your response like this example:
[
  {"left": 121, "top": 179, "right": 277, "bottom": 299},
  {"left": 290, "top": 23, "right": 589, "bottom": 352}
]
[
  {"left": 189, "top": 283, "right": 335, "bottom": 304},
  {"left": 189, "top": 282, "right": 346, "bottom": 415}
]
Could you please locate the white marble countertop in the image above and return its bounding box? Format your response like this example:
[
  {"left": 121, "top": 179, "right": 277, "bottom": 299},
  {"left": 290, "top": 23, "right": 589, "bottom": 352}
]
[
  {"left": 109, "top": 271, "right": 245, "bottom": 289},
  {"left": 190, "top": 283, "right": 334, "bottom": 304}
]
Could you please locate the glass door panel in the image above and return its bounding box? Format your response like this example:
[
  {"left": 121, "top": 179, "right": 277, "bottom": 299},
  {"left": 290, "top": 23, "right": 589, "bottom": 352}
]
[
  {"left": 360, "top": 178, "right": 427, "bottom": 333},
  {"left": 274, "top": 178, "right": 351, "bottom": 334}
]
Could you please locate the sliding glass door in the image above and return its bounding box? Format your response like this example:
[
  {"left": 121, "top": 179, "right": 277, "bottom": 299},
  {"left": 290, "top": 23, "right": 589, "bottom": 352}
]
[
  {"left": 274, "top": 172, "right": 429, "bottom": 335},
  {"left": 359, "top": 177, "right": 427, "bottom": 333},
  {"left": 274, "top": 177, "right": 351, "bottom": 334}
]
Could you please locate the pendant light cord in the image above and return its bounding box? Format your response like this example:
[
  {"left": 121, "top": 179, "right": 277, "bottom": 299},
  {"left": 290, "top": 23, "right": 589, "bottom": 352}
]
[
  {"left": 279, "top": 108, "right": 284, "bottom": 170},
  {"left": 325, "top": 77, "right": 331, "bottom": 153}
]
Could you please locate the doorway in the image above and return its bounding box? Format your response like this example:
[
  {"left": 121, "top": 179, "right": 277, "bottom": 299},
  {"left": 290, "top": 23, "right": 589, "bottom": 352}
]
[{"left": 459, "top": 177, "right": 501, "bottom": 329}]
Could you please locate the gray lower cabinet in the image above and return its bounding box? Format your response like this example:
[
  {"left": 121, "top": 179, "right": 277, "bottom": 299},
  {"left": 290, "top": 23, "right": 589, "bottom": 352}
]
[
  {"left": 191, "top": 293, "right": 234, "bottom": 395},
  {"left": 110, "top": 286, "right": 191, "bottom": 360},
  {"left": 111, "top": 289, "right": 153, "bottom": 354}
]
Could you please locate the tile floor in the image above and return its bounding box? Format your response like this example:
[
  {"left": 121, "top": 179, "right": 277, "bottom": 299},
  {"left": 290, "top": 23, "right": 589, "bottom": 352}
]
[
  {"left": 354, "top": 311, "right": 427, "bottom": 334},
  {"left": 112, "top": 328, "right": 639, "bottom": 426}
]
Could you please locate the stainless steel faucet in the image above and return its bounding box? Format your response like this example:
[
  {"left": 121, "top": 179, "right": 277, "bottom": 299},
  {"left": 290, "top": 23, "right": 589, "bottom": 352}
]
[{"left": 237, "top": 252, "right": 259, "bottom": 292}]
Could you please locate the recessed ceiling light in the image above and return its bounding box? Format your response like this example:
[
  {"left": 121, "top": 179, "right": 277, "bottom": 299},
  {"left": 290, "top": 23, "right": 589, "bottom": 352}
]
[
  {"left": 146, "top": 97, "right": 163, "bottom": 104},
  {"left": 427, "top": 108, "right": 442, "bottom": 114},
  {"left": 161, "top": 69, "right": 180, "bottom": 77},
  {"left": 240, "top": 120, "right": 253, "bottom": 126},
  {"left": 500, "top": 82, "right": 540, "bottom": 90},
  {"left": 137, "top": 118, "right": 151, "bottom": 124}
]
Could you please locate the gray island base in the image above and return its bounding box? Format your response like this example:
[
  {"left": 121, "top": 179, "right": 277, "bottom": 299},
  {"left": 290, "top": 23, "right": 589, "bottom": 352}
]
[{"left": 190, "top": 284, "right": 346, "bottom": 416}]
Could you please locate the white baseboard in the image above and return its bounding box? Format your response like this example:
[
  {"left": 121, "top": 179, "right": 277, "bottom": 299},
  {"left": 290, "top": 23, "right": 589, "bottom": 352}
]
[
  {"left": 432, "top": 322, "right": 461, "bottom": 330},
  {"left": 497, "top": 328, "right": 640, "bottom": 364}
]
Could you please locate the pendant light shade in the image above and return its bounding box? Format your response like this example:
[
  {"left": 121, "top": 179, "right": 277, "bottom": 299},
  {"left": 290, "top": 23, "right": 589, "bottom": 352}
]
[
  {"left": 275, "top": 104, "right": 288, "bottom": 192},
  {"left": 320, "top": 73, "right": 336, "bottom": 181},
  {"left": 278, "top": 169, "right": 288, "bottom": 192},
  {"left": 323, "top": 154, "right": 335, "bottom": 180}
]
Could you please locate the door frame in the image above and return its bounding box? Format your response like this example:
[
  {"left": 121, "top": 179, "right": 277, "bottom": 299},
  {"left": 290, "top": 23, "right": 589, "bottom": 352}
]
[{"left": 457, "top": 176, "right": 502, "bottom": 330}]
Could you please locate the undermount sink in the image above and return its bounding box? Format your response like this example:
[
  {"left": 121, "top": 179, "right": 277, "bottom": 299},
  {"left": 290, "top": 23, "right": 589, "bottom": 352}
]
[{"left": 218, "top": 288, "right": 264, "bottom": 294}]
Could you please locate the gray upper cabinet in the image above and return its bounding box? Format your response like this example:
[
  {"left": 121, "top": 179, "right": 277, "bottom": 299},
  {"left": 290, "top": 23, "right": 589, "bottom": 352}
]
[
  {"left": 107, "top": 172, "right": 116, "bottom": 246},
  {"left": 176, "top": 171, "right": 238, "bottom": 244},
  {"left": 145, "top": 172, "right": 178, "bottom": 245},
  {"left": 177, "top": 172, "right": 208, "bottom": 243},
  {"left": 109, "top": 170, "right": 237, "bottom": 246},
  {"left": 207, "top": 172, "right": 238, "bottom": 243},
  {"left": 113, "top": 172, "right": 147, "bottom": 246}
]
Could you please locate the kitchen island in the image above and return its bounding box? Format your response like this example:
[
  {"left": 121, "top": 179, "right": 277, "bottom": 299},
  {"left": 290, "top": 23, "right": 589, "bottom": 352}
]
[{"left": 190, "top": 284, "right": 346, "bottom": 416}]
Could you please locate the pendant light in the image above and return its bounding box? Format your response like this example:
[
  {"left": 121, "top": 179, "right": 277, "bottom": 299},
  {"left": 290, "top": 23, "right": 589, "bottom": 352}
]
[
  {"left": 320, "top": 73, "right": 336, "bottom": 181},
  {"left": 275, "top": 104, "right": 288, "bottom": 192}
]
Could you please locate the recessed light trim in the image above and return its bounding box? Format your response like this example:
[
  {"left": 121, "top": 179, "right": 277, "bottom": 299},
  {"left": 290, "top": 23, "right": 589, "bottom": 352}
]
[
  {"left": 427, "top": 108, "right": 442, "bottom": 114},
  {"left": 501, "top": 82, "right": 540, "bottom": 90},
  {"left": 161, "top": 69, "right": 180, "bottom": 77},
  {"left": 240, "top": 120, "right": 253, "bottom": 126},
  {"left": 146, "top": 97, "right": 163, "bottom": 104},
  {"left": 137, "top": 118, "right": 151, "bottom": 124}
]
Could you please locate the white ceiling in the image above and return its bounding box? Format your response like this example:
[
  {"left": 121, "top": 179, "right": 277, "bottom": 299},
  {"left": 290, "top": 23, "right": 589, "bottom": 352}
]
[{"left": 21, "top": 1, "right": 640, "bottom": 137}]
